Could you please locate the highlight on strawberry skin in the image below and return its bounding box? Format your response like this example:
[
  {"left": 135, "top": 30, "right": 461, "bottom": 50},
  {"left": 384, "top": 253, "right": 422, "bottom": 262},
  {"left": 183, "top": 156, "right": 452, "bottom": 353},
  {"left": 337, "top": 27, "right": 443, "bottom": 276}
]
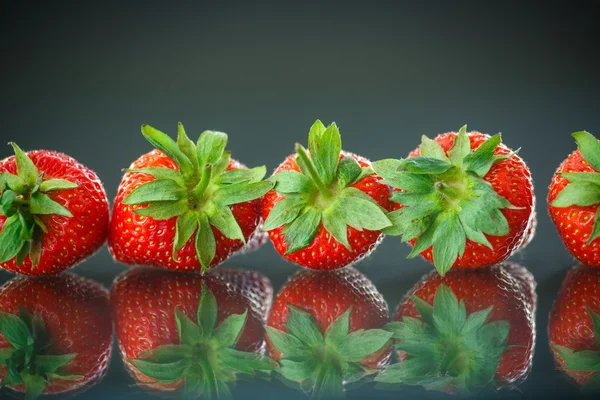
[
  {"left": 0, "top": 273, "right": 113, "bottom": 399},
  {"left": 372, "top": 125, "right": 535, "bottom": 276},
  {"left": 548, "top": 131, "right": 600, "bottom": 267},
  {"left": 266, "top": 267, "right": 393, "bottom": 398},
  {"left": 549, "top": 264, "right": 600, "bottom": 391},
  {"left": 108, "top": 123, "right": 274, "bottom": 273},
  {"left": 110, "top": 266, "right": 275, "bottom": 399},
  {"left": 0, "top": 143, "right": 110, "bottom": 276},
  {"left": 376, "top": 262, "right": 536, "bottom": 395},
  {"left": 261, "top": 120, "right": 393, "bottom": 271}
]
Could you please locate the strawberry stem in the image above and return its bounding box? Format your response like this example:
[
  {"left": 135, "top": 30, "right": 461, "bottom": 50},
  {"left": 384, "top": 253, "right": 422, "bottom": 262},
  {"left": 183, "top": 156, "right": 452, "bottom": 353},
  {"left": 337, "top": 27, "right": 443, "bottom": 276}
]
[
  {"left": 191, "top": 164, "right": 212, "bottom": 200},
  {"left": 295, "top": 143, "right": 332, "bottom": 201}
]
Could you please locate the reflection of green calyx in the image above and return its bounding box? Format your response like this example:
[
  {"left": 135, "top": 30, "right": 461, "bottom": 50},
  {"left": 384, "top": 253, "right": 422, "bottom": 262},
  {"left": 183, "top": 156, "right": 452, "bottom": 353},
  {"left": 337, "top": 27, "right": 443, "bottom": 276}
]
[
  {"left": 263, "top": 120, "right": 392, "bottom": 254},
  {"left": 553, "top": 307, "right": 600, "bottom": 392},
  {"left": 376, "top": 285, "right": 509, "bottom": 395},
  {"left": 0, "top": 143, "right": 77, "bottom": 266},
  {"left": 130, "top": 282, "right": 275, "bottom": 399},
  {"left": 123, "top": 124, "right": 274, "bottom": 271},
  {"left": 0, "top": 308, "right": 82, "bottom": 400},
  {"left": 267, "top": 305, "right": 392, "bottom": 398},
  {"left": 551, "top": 131, "right": 600, "bottom": 246},
  {"left": 372, "top": 125, "right": 519, "bottom": 275}
]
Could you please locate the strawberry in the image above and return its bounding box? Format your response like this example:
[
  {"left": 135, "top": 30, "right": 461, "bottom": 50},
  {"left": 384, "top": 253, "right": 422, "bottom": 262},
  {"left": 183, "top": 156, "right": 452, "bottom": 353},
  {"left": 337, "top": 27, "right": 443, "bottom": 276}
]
[
  {"left": 0, "top": 144, "right": 109, "bottom": 275},
  {"left": 110, "top": 266, "right": 275, "bottom": 398},
  {"left": 108, "top": 123, "right": 273, "bottom": 273},
  {"left": 549, "top": 264, "right": 600, "bottom": 390},
  {"left": 373, "top": 125, "right": 535, "bottom": 275},
  {"left": 548, "top": 131, "right": 600, "bottom": 266},
  {"left": 266, "top": 267, "right": 393, "bottom": 397},
  {"left": 0, "top": 273, "right": 112, "bottom": 399},
  {"left": 376, "top": 262, "right": 536, "bottom": 394},
  {"left": 261, "top": 120, "right": 392, "bottom": 270}
]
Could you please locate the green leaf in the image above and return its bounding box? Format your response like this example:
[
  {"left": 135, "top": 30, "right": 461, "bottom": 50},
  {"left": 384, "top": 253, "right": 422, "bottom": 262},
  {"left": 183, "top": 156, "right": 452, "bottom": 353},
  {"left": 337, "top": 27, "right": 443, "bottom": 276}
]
[
  {"left": 197, "top": 130, "right": 228, "bottom": 167},
  {"left": 15, "top": 240, "right": 29, "bottom": 266},
  {"left": 463, "top": 134, "right": 502, "bottom": 177},
  {"left": 432, "top": 213, "right": 466, "bottom": 275},
  {"left": 0, "top": 312, "right": 31, "bottom": 350},
  {"left": 411, "top": 295, "right": 434, "bottom": 326},
  {"left": 286, "top": 305, "right": 323, "bottom": 347},
  {"left": 279, "top": 358, "right": 316, "bottom": 382},
  {"left": 448, "top": 125, "right": 470, "bottom": 166},
  {"left": 372, "top": 158, "right": 403, "bottom": 178},
  {"left": 173, "top": 212, "right": 198, "bottom": 260},
  {"left": 379, "top": 171, "right": 434, "bottom": 194},
  {"left": 322, "top": 206, "right": 350, "bottom": 250},
  {"left": 325, "top": 308, "right": 351, "bottom": 345},
  {"left": 337, "top": 157, "right": 362, "bottom": 187},
  {"left": 560, "top": 172, "right": 600, "bottom": 186},
  {"left": 272, "top": 170, "right": 315, "bottom": 194},
  {"left": 175, "top": 308, "right": 203, "bottom": 345},
  {"left": 420, "top": 136, "right": 448, "bottom": 161},
  {"left": 39, "top": 179, "right": 77, "bottom": 192},
  {"left": 9, "top": 143, "right": 38, "bottom": 186},
  {"left": 196, "top": 215, "right": 216, "bottom": 271},
  {"left": 336, "top": 196, "right": 392, "bottom": 231},
  {"left": 213, "top": 151, "right": 232, "bottom": 176},
  {"left": 553, "top": 345, "right": 600, "bottom": 371},
  {"left": 36, "top": 353, "right": 77, "bottom": 373},
  {"left": 130, "top": 357, "right": 190, "bottom": 381},
  {"left": 29, "top": 192, "right": 72, "bottom": 217},
  {"left": 21, "top": 371, "right": 47, "bottom": 400},
  {"left": 141, "top": 124, "right": 193, "bottom": 177},
  {"left": 198, "top": 282, "right": 218, "bottom": 336},
  {"left": 138, "top": 344, "right": 191, "bottom": 363},
  {"left": 588, "top": 208, "right": 600, "bottom": 245},
  {"left": 431, "top": 285, "right": 466, "bottom": 336},
  {"left": 266, "top": 326, "right": 307, "bottom": 357},
  {"left": 263, "top": 196, "right": 307, "bottom": 231},
  {"left": 122, "top": 179, "right": 186, "bottom": 205},
  {"left": 458, "top": 214, "right": 493, "bottom": 249},
  {"left": 573, "top": 131, "right": 600, "bottom": 172},
  {"left": 207, "top": 204, "right": 245, "bottom": 242},
  {"left": 0, "top": 172, "right": 27, "bottom": 192},
  {"left": 216, "top": 166, "right": 267, "bottom": 185},
  {"left": 338, "top": 329, "right": 392, "bottom": 362},
  {"left": 551, "top": 181, "right": 600, "bottom": 207},
  {"left": 308, "top": 120, "right": 341, "bottom": 185},
  {"left": 214, "top": 181, "right": 274, "bottom": 206},
  {"left": 177, "top": 122, "right": 200, "bottom": 172},
  {"left": 408, "top": 217, "right": 438, "bottom": 258},
  {"left": 374, "top": 357, "right": 436, "bottom": 384},
  {"left": 214, "top": 311, "right": 247, "bottom": 348},
  {"left": 0, "top": 347, "right": 13, "bottom": 362},
  {"left": 283, "top": 208, "right": 321, "bottom": 254},
  {"left": 0, "top": 215, "right": 25, "bottom": 263},
  {"left": 134, "top": 199, "right": 188, "bottom": 220},
  {"left": 461, "top": 307, "right": 493, "bottom": 336},
  {"left": 312, "top": 360, "right": 345, "bottom": 399},
  {"left": 478, "top": 320, "right": 509, "bottom": 349},
  {"left": 220, "top": 348, "right": 276, "bottom": 374},
  {"left": 398, "top": 157, "right": 453, "bottom": 175},
  {"left": 126, "top": 167, "right": 184, "bottom": 185}
]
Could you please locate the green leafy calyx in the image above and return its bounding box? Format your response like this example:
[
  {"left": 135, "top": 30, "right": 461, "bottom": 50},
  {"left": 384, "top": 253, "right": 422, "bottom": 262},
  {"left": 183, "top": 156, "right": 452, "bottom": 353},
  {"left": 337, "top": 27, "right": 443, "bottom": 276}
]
[
  {"left": 130, "top": 282, "right": 275, "bottom": 399},
  {"left": 0, "top": 308, "right": 82, "bottom": 400},
  {"left": 372, "top": 125, "right": 519, "bottom": 275},
  {"left": 551, "top": 131, "right": 600, "bottom": 246},
  {"left": 263, "top": 120, "right": 392, "bottom": 254},
  {"left": 267, "top": 304, "right": 392, "bottom": 398},
  {"left": 123, "top": 123, "right": 274, "bottom": 272},
  {"left": 0, "top": 143, "right": 78, "bottom": 266},
  {"left": 553, "top": 306, "right": 600, "bottom": 392},
  {"left": 375, "top": 285, "right": 509, "bottom": 395}
]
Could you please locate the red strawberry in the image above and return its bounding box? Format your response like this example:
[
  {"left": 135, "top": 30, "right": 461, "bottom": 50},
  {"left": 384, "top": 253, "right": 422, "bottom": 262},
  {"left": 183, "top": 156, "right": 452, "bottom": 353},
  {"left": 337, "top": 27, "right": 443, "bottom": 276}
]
[
  {"left": 549, "top": 264, "right": 600, "bottom": 390},
  {"left": 261, "top": 120, "right": 392, "bottom": 270},
  {"left": 376, "top": 262, "right": 536, "bottom": 394},
  {"left": 0, "top": 144, "right": 109, "bottom": 275},
  {"left": 266, "top": 267, "right": 393, "bottom": 397},
  {"left": 110, "top": 266, "right": 275, "bottom": 398},
  {"left": 373, "top": 125, "right": 535, "bottom": 275},
  {"left": 108, "top": 123, "right": 273, "bottom": 273},
  {"left": 548, "top": 131, "right": 600, "bottom": 266},
  {"left": 0, "top": 273, "right": 112, "bottom": 399}
]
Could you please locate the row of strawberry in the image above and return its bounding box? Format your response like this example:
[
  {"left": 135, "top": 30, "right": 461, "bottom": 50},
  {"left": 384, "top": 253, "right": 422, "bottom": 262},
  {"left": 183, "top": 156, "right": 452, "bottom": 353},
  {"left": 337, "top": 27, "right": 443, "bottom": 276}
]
[
  {"left": 1, "top": 263, "right": 598, "bottom": 398},
  {"left": 0, "top": 120, "right": 598, "bottom": 277}
]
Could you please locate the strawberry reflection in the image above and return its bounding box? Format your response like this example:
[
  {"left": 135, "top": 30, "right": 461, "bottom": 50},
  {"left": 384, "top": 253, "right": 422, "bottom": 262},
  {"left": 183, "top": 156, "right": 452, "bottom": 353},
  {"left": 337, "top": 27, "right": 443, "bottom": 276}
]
[
  {"left": 376, "top": 262, "right": 536, "bottom": 395},
  {"left": 110, "top": 266, "right": 275, "bottom": 398},
  {"left": 0, "top": 273, "right": 113, "bottom": 399},
  {"left": 266, "top": 267, "right": 393, "bottom": 398},
  {"left": 549, "top": 264, "right": 600, "bottom": 391}
]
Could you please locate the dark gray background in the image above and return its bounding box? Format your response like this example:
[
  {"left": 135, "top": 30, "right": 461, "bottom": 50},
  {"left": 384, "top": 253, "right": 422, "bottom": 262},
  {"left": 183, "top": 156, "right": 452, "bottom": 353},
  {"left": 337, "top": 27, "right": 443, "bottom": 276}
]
[{"left": 1, "top": 1, "right": 599, "bottom": 398}]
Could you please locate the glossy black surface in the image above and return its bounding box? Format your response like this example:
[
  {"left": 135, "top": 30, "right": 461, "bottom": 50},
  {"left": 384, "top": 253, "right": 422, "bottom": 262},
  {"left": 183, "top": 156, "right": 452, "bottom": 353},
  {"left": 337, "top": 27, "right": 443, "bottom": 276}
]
[{"left": 2, "top": 1, "right": 600, "bottom": 399}]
